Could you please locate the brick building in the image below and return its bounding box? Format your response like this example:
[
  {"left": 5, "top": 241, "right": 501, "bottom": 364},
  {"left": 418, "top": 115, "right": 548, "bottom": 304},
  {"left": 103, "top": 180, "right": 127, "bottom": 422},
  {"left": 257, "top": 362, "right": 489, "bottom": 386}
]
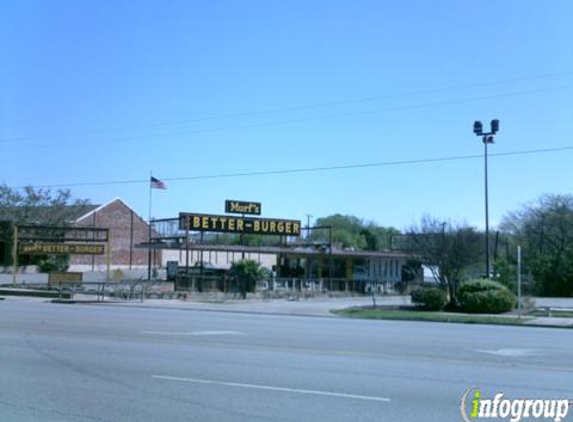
[{"left": 71, "top": 198, "right": 160, "bottom": 271}]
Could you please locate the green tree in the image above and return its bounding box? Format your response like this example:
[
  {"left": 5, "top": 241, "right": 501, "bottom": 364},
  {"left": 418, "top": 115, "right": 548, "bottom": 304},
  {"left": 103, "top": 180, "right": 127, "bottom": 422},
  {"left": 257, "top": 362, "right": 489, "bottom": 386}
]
[
  {"left": 492, "top": 257, "right": 515, "bottom": 291},
  {"left": 0, "top": 185, "right": 90, "bottom": 225},
  {"left": 312, "top": 214, "right": 364, "bottom": 248},
  {"left": 360, "top": 228, "right": 378, "bottom": 251},
  {"left": 311, "top": 214, "right": 399, "bottom": 251},
  {"left": 500, "top": 194, "right": 573, "bottom": 296},
  {"left": 228, "top": 259, "right": 266, "bottom": 299},
  {"left": 367, "top": 225, "right": 401, "bottom": 250}
]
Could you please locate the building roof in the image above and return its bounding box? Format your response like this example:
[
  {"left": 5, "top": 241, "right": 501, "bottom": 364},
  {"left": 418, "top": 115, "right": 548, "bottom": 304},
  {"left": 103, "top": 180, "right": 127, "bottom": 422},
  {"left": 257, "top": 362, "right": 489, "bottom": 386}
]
[
  {"left": 75, "top": 198, "right": 156, "bottom": 236},
  {"left": 141, "top": 241, "right": 409, "bottom": 260},
  {"left": 74, "top": 198, "right": 146, "bottom": 224}
]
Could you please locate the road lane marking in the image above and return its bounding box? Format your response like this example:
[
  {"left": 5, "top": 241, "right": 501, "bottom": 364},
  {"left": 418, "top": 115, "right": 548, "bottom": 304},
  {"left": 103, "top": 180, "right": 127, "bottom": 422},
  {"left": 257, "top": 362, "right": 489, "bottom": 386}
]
[
  {"left": 152, "top": 375, "right": 391, "bottom": 403},
  {"left": 472, "top": 349, "right": 546, "bottom": 357},
  {"left": 141, "top": 330, "right": 246, "bottom": 336}
]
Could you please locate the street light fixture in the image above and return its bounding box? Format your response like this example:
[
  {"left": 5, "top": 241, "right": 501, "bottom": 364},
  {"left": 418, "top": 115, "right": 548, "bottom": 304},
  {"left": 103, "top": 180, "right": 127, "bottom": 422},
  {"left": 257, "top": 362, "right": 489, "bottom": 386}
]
[{"left": 473, "top": 119, "right": 499, "bottom": 278}]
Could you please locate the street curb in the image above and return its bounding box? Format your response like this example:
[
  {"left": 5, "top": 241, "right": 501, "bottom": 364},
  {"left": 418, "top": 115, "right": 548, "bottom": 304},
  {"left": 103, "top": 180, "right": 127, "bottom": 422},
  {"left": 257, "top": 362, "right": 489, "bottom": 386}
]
[
  {"left": 336, "top": 313, "right": 573, "bottom": 330},
  {"left": 77, "top": 300, "right": 341, "bottom": 319}
]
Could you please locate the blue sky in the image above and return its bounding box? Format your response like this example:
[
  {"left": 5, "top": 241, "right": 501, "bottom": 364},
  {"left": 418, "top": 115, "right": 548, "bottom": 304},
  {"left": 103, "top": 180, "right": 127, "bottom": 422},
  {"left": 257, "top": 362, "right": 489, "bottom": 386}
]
[{"left": 1, "top": 0, "right": 572, "bottom": 230}]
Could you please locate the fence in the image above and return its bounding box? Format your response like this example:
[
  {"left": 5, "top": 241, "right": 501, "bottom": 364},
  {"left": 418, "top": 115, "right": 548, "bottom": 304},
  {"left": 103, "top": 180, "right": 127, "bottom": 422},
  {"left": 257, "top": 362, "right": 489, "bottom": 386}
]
[{"left": 173, "top": 274, "right": 398, "bottom": 295}]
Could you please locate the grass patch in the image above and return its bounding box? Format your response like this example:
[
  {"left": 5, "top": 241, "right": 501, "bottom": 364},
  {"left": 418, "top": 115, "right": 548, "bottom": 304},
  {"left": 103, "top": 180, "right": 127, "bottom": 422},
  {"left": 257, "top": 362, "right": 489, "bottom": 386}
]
[
  {"left": 335, "top": 307, "right": 528, "bottom": 325},
  {"left": 0, "top": 288, "right": 71, "bottom": 299}
]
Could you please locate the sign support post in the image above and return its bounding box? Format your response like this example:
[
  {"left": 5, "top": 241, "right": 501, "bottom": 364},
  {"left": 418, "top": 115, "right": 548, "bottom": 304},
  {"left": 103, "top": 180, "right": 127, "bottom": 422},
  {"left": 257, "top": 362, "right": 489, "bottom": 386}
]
[
  {"left": 517, "top": 245, "right": 522, "bottom": 320},
  {"left": 185, "top": 219, "right": 190, "bottom": 288},
  {"left": 106, "top": 232, "right": 112, "bottom": 282},
  {"left": 12, "top": 225, "right": 18, "bottom": 286}
]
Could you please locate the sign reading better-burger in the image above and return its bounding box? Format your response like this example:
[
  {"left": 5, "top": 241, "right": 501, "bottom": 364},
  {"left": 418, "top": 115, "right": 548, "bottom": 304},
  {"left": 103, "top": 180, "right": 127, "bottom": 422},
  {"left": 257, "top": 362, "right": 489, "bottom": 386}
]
[
  {"left": 179, "top": 212, "right": 301, "bottom": 236},
  {"left": 19, "top": 243, "right": 106, "bottom": 255}
]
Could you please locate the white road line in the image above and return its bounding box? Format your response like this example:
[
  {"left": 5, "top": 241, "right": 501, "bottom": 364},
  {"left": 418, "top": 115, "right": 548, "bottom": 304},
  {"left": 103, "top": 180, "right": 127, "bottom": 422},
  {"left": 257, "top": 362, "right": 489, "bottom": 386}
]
[
  {"left": 141, "top": 330, "right": 245, "bottom": 336},
  {"left": 152, "top": 375, "right": 391, "bottom": 403},
  {"left": 472, "top": 348, "right": 545, "bottom": 357}
]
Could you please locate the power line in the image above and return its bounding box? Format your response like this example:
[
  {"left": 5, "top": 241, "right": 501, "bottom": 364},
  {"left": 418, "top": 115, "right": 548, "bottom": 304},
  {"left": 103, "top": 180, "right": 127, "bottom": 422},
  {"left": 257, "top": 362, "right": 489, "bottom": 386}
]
[
  {"left": 1, "top": 72, "right": 571, "bottom": 144},
  {"left": 1, "top": 86, "right": 567, "bottom": 151},
  {"left": 9, "top": 145, "right": 573, "bottom": 190}
]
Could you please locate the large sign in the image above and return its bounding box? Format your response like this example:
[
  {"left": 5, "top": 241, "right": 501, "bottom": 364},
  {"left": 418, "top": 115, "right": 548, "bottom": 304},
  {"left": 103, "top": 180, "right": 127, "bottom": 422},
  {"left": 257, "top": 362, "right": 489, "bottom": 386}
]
[
  {"left": 19, "top": 243, "right": 106, "bottom": 255},
  {"left": 179, "top": 213, "right": 301, "bottom": 236},
  {"left": 225, "top": 200, "right": 262, "bottom": 215}
]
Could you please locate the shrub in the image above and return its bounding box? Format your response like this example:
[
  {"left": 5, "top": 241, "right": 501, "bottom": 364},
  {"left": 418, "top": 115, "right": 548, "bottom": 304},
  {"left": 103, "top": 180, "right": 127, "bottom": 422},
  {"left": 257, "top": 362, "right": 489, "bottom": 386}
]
[
  {"left": 411, "top": 287, "right": 447, "bottom": 311},
  {"left": 458, "top": 279, "right": 516, "bottom": 314},
  {"left": 38, "top": 255, "right": 69, "bottom": 273}
]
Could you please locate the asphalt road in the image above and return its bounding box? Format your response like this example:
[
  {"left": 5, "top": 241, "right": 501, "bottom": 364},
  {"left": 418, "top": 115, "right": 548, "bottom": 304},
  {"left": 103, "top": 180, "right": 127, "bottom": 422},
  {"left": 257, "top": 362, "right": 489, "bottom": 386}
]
[{"left": 1, "top": 299, "right": 572, "bottom": 422}]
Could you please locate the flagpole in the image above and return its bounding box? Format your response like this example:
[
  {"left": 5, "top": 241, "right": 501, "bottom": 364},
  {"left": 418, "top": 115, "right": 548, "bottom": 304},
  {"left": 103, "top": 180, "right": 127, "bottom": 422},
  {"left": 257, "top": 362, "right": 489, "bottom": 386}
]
[{"left": 148, "top": 171, "right": 153, "bottom": 281}]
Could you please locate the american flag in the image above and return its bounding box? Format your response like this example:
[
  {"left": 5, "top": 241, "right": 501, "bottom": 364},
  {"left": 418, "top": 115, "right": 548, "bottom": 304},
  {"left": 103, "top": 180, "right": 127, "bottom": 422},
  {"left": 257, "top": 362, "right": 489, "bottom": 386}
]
[{"left": 150, "top": 176, "right": 167, "bottom": 190}]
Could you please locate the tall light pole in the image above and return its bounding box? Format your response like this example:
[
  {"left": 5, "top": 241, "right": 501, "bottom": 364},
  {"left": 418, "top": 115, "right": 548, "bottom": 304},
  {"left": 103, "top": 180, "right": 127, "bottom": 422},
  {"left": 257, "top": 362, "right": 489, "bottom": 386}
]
[{"left": 473, "top": 119, "right": 499, "bottom": 278}]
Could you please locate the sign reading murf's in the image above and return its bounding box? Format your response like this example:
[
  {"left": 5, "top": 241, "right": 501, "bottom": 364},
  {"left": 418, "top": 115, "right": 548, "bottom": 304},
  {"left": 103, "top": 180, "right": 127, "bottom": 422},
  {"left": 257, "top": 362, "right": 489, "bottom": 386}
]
[{"left": 225, "top": 200, "right": 261, "bottom": 215}]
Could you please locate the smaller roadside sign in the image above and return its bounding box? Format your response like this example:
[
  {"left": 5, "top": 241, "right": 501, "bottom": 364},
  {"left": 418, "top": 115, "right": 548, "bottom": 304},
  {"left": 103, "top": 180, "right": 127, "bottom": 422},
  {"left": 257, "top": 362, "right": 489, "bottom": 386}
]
[
  {"left": 19, "top": 243, "right": 106, "bottom": 255},
  {"left": 48, "top": 272, "right": 83, "bottom": 287}
]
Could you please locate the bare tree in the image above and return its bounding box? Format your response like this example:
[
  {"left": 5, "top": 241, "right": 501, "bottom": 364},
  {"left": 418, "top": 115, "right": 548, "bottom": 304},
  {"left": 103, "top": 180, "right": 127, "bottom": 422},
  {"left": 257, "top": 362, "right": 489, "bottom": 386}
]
[{"left": 403, "top": 216, "right": 483, "bottom": 306}]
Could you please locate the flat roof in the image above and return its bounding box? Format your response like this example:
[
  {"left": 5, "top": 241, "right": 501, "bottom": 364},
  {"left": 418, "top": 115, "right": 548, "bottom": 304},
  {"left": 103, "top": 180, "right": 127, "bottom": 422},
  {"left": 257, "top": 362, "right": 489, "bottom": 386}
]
[{"left": 137, "top": 241, "right": 409, "bottom": 259}]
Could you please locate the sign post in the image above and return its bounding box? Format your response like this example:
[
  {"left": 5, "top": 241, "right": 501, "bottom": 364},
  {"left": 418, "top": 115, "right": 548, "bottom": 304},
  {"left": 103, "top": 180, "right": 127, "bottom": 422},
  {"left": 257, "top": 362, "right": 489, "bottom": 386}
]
[
  {"left": 517, "top": 245, "right": 522, "bottom": 320},
  {"left": 106, "top": 232, "right": 112, "bottom": 282},
  {"left": 12, "top": 225, "right": 18, "bottom": 286}
]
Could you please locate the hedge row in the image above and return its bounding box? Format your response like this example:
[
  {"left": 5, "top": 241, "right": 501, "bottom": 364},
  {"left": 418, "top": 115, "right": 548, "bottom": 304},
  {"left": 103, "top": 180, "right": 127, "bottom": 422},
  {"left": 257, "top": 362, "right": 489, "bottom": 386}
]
[
  {"left": 458, "top": 279, "right": 516, "bottom": 314},
  {"left": 411, "top": 287, "right": 447, "bottom": 311},
  {"left": 411, "top": 279, "right": 516, "bottom": 314}
]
